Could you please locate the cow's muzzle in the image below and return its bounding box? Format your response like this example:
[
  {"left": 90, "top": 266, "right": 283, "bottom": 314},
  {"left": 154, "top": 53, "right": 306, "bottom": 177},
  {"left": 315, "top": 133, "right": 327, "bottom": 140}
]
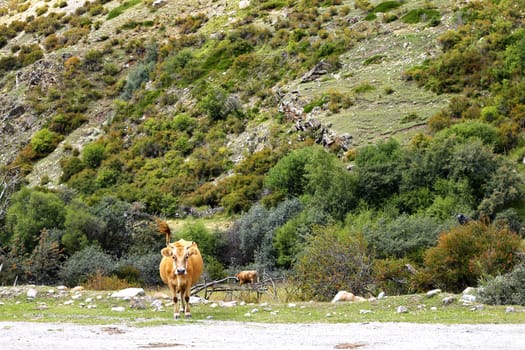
[{"left": 176, "top": 268, "right": 187, "bottom": 275}]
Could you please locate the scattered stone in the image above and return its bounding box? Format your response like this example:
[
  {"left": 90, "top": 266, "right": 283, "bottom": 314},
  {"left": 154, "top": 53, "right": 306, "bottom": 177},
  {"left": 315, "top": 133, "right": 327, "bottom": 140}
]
[
  {"left": 461, "top": 294, "right": 476, "bottom": 303},
  {"left": 71, "top": 286, "right": 84, "bottom": 293},
  {"left": 430, "top": 307, "right": 437, "bottom": 311},
  {"left": 506, "top": 306, "right": 516, "bottom": 313},
  {"left": 239, "top": 0, "right": 250, "bottom": 9},
  {"left": 64, "top": 300, "right": 74, "bottom": 305},
  {"left": 377, "top": 292, "right": 385, "bottom": 299},
  {"left": 111, "top": 288, "right": 145, "bottom": 299},
  {"left": 219, "top": 300, "right": 237, "bottom": 308},
  {"left": 288, "top": 303, "right": 297, "bottom": 308},
  {"left": 397, "top": 306, "right": 409, "bottom": 313},
  {"left": 462, "top": 287, "right": 477, "bottom": 295},
  {"left": 71, "top": 293, "right": 82, "bottom": 300},
  {"left": 111, "top": 306, "right": 126, "bottom": 312},
  {"left": 442, "top": 296, "right": 456, "bottom": 305},
  {"left": 244, "top": 313, "right": 252, "bottom": 317},
  {"left": 331, "top": 291, "right": 355, "bottom": 303},
  {"left": 359, "top": 309, "right": 372, "bottom": 314},
  {"left": 26, "top": 288, "right": 37, "bottom": 299},
  {"left": 426, "top": 289, "right": 442, "bottom": 297},
  {"left": 152, "top": 0, "right": 166, "bottom": 7},
  {"left": 206, "top": 315, "right": 214, "bottom": 319},
  {"left": 190, "top": 296, "right": 207, "bottom": 304},
  {"left": 57, "top": 286, "right": 68, "bottom": 291}
]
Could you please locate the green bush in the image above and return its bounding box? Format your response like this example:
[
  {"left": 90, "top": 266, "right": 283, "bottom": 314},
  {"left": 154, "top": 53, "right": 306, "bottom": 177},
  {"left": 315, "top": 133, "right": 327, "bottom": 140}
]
[
  {"left": 30, "top": 128, "right": 63, "bottom": 157},
  {"left": 401, "top": 8, "right": 440, "bottom": 25},
  {"left": 60, "top": 157, "right": 85, "bottom": 183},
  {"left": 82, "top": 143, "right": 106, "bottom": 168},
  {"left": 293, "top": 225, "right": 373, "bottom": 301},
  {"left": 479, "top": 262, "right": 525, "bottom": 306},
  {"left": 59, "top": 245, "right": 115, "bottom": 286}
]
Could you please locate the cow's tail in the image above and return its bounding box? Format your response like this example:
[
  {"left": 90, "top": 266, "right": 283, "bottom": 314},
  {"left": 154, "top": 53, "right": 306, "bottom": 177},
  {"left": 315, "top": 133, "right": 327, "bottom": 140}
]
[{"left": 155, "top": 217, "right": 171, "bottom": 246}]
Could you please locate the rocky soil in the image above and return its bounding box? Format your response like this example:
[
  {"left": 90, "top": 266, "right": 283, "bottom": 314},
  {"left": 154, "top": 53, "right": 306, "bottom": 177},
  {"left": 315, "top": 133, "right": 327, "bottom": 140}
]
[{"left": 1, "top": 320, "right": 524, "bottom": 350}]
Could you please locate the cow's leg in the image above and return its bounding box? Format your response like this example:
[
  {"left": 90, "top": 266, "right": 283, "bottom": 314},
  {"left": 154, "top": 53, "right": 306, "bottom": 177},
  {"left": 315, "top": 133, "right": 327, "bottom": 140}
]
[
  {"left": 183, "top": 285, "right": 192, "bottom": 318},
  {"left": 169, "top": 284, "right": 181, "bottom": 319}
]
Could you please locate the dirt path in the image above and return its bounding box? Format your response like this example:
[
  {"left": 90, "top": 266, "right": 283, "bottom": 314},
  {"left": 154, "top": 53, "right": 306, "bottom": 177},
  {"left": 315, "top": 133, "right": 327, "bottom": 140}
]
[{"left": 1, "top": 321, "right": 524, "bottom": 349}]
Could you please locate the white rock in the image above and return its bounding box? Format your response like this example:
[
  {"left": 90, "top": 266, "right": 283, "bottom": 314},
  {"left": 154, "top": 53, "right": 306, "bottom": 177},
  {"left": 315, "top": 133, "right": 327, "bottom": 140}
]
[
  {"left": 64, "top": 300, "right": 74, "bottom": 305},
  {"left": 26, "top": 288, "right": 38, "bottom": 299},
  {"left": 111, "top": 306, "right": 126, "bottom": 312},
  {"left": 111, "top": 288, "right": 145, "bottom": 299},
  {"left": 426, "top": 289, "right": 442, "bottom": 297},
  {"left": 377, "top": 292, "right": 385, "bottom": 299},
  {"left": 244, "top": 312, "right": 252, "bottom": 317},
  {"left": 461, "top": 294, "right": 476, "bottom": 302},
  {"left": 397, "top": 306, "right": 409, "bottom": 313},
  {"left": 288, "top": 303, "right": 297, "bottom": 308},
  {"left": 251, "top": 308, "right": 259, "bottom": 313},
  {"left": 239, "top": 0, "right": 250, "bottom": 9},
  {"left": 360, "top": 309, "right": 372, "bottom": 314}
]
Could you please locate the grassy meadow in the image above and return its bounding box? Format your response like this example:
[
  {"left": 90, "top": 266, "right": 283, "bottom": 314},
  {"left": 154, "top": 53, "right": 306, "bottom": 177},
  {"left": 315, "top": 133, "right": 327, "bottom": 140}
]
[{"left": 0, "top": 285, "right": 523, "bottom": 326}]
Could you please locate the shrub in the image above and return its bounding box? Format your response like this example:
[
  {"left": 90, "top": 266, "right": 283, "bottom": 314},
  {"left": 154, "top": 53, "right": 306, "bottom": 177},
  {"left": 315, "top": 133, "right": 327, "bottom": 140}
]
[
  {"left": 419, "top": 222, "right": 523, "bottom": 293},
  {"left": 479, "top": 262, "right": 525, "bottom": 306},
  {"left": 293, "top": 225, "right": 373, "bottom": 301},
  {"left": 59, "top": 245, "right": 115, "bottom": 286},
  {"left": 82, "top": 142, "right": 106, "bottom": 168},
  {"left": 373, "top": 258, "right": 416, "bottom": 295},
  {"left": 30, "top": 128, "right": 63, "bottom": 157}
]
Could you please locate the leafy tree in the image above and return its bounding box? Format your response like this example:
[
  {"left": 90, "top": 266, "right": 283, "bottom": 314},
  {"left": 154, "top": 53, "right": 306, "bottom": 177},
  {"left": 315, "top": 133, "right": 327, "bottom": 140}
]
[
  {"left": 360, "top": 213, "right": 454, "bottom": 262},
  {"left": 293, "top": 225, "right": 373, "bottom": 301},
  {"left": 5, "top": 188, "right": 65, "bottom": 253},
  {"left": 25, "top": 228, "right": 64, "bottom": 285},
  {"left": 90, "top": 196, "right": 133, "bottom": 257},
  {"left": 62, "top": 200, "right": 105, "bottom": 255},
  {"left": 354, "top": 139, "right": 404, "bottom": 207}
]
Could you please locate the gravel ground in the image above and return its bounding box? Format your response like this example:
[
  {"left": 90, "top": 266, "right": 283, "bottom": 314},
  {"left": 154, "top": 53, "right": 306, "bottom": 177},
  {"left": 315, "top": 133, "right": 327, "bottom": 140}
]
[{"left": 1, "top": 321, "right": 524, "bottom": 350}]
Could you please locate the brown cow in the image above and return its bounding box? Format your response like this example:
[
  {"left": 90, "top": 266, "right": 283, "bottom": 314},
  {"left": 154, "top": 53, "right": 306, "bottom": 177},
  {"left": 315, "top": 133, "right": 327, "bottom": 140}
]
[
  {"left": 158, "top": 220, "right": 204, "bottom": 319},
  {"left": 234, "top": 270, "right": 258, "bottom": 285}
]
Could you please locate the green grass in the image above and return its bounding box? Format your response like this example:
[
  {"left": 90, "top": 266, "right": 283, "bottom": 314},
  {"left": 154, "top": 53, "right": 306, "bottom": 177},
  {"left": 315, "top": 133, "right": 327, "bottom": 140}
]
[
  {"left": 0, "top": 286, "right": 523, "bottom": 326},
  {"left": 107, "top": 0, "right": 142, "bottom": 20}
]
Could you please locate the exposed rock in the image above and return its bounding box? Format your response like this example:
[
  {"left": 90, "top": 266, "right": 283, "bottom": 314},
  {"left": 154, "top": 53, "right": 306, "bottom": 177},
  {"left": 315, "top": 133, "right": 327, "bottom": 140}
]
[
  {"left": 426, "top": 289, "right": 442, "bottom": 297},
  {"left": 111, "top": 288, "right": 145, "bottom": 299},
  {"left": 300, "top": 60, "right": 333, "bottom": 83},
  {"left": 331, "top": 291, "right": 355, "bottom": 303},
  {"left": 397, "top": 305, "right": 409, "bottom": 313},
  {"left": 26, "top": 288, "right": 37, "bottom": 299},
  {"left": 239, "top": 0, "right": 251, "bottom": 9},
  {"left": 442, "top": 296, "right": 457, "bottom": 304}
]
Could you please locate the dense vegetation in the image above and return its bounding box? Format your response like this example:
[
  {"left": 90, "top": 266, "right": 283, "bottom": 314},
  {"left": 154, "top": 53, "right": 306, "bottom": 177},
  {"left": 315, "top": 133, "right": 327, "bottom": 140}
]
[{"left": 1, "top": 0, "right": 525, "bottom": 304}]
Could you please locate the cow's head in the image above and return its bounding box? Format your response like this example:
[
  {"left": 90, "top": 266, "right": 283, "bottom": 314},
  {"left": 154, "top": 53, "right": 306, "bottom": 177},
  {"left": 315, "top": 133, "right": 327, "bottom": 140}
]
[{"left": 162, "top": 241, "right": 198, "bottom": 275}]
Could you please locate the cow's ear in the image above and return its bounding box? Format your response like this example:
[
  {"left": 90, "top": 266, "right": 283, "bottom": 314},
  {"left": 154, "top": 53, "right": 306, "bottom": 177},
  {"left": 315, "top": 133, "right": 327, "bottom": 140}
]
[{"left": 161, "top": 247, "right": 172, "bottom": 257}]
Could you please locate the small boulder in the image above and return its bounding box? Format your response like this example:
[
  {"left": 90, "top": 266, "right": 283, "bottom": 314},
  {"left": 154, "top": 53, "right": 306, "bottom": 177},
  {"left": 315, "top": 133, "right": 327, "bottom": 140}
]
[
  {"left": 111, "top": 288, "right": 145, "bottom": 299},
  {"left": 26, "top": 288, "right": 38, "bottom": 299},
  {"left": 426, "top": 289, "right": 442, "bottom": 297},
  {"left": 331, "top": 291, "right": 355, "bottom": 303}
]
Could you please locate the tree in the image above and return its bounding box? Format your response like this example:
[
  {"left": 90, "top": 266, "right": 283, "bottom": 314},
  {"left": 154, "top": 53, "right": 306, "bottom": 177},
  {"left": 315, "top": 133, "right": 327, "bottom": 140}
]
[
  {"left": 293, "top": 225, "right": 373, "bottom": 301},
  {"left": 5, "top": 188, "right": 65, "bottom": 253},
  {"left": 25, "top": 228, "right": 64, "bottom": 284}
]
